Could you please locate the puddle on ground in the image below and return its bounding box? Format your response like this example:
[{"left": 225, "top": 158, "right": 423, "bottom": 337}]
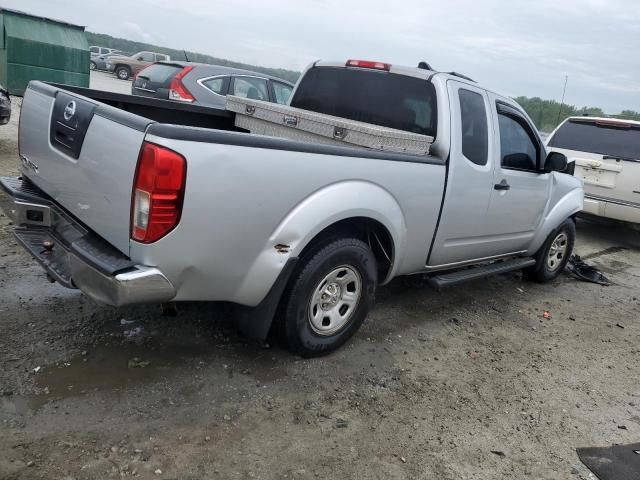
[
  {"left": 27, "top": 341, "right": 210, "bottom": 410},
  {"left": 12, "top": 317, "right": 291, "bottom": 413}
]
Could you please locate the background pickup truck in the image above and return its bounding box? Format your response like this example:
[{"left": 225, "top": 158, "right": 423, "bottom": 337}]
[
  {"left": 107, "top": 51, "right": 171, "bottom": 80},
  {"left": 0, "top": 59, "right": 582, "bottom": 357}
]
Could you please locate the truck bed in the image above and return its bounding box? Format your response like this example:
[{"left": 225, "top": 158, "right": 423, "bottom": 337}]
[
  {"left": 47, "top": 82, "right": 240, "bottom": 131},
  {"left": 19, "top": 81, "right": 444, "bottom": 256}
]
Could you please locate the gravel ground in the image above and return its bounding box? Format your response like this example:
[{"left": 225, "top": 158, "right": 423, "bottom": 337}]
[
  {"left": 90, "top": 70, "right": 132, "bottom": 95},
  {"left": 1, "top": 96, "right": 640, "bottom": 480}
]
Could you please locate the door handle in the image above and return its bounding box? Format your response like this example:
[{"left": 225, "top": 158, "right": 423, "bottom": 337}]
[{"left": 494, "top": 179, "right": 510, "bottom": 191}]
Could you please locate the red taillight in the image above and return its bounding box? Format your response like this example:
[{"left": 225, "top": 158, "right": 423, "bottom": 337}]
[
  {"left": 168, "top": 66, "right": 195, "bottom": 102},
  {"left": 346, "top": 59, "right": 391, "bottom": 71},
  {"left": 131, "top": 142, "right": 186, "bottom": 243}
]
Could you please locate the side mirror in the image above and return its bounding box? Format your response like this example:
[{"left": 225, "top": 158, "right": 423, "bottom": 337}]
[{"left": 545, "top": 151, "right": 568, "bottom": 173}]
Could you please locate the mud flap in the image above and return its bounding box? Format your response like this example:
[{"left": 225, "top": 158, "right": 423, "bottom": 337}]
[{"left": 235, "top": 257, "right": 299, "bottom": 341}]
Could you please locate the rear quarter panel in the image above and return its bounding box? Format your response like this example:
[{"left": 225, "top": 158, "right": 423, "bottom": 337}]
[{"left": 130, "top": 136, "right": 446, "bottom": 306}]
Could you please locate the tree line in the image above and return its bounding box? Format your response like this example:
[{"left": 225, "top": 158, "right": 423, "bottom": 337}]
[
  {"left": 86, "top": 32, "right": 301, "bottom": 84},
  {"left": 514, "top": 96, "right": 640, "bottom": 133},
  {"left": 87, "top": 32, "right": 639, "bottom": 130}
]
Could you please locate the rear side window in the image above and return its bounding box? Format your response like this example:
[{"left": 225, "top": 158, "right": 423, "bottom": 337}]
[
  {"left": 291, "top": 67, "right": 437, "bottom": 137},
  {"left": 136, "top": 63, "right": 181, "bottom": 83},
  {"left": 458, "top": 89, "right": 488, "bottom": 165},
  {"left": 233, "top": 77, "right": 269, "bottom": 101},
  {"left": 548, "top": 120, "right": 640, "bottom": 160},
  {"left": 272, "top": 81, "right": 293, "bottom": 105},
  {"left": 201, "top": 77, "right": 226, "bottom": 95}
]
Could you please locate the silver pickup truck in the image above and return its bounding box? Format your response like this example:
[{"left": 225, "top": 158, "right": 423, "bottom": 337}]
[{"left": 0, "top": 59, "right": 582, "bottom": 356}]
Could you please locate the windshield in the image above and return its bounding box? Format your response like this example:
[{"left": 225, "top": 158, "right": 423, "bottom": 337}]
[
  {"left": 548, "top": 119, "right": 640, "bottom": 160},
  {"left": 290, "top": 67, "right": 437, "bottom": 137}
]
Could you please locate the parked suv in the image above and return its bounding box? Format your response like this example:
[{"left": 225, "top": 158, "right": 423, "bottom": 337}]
[
  {"left": 132, "top": 62, "right": 295, "bottom": 107},
  {"left": 107, "top": 51, "right": 171, "bottom": 80},
  {"left": 90, "top": 46, "right": 115, "bottom": 56},
  {"left": 547, "top": 117, "right": 640, "bottom": 224}
]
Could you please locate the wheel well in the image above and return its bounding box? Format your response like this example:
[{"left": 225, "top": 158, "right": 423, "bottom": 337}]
[
  {"left": 115, "top": 64, "right": 130, "bottom": 71},
  {"left": 298, "top": 217, "right": 394, "bottom": 282}
]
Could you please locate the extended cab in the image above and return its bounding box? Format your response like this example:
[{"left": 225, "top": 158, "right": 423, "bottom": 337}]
[{"left": 0, "top": 59, "right": 582, "bottom": 356}]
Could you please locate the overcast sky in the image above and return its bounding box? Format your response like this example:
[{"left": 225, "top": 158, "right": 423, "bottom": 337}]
[{"left": 7, "top": 0, "right": 640, "bottom": 113}]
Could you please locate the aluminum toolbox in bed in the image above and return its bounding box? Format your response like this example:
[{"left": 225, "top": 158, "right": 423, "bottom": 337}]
[{"left": 226, "top": 96, "right": 434, "bottom": 156}]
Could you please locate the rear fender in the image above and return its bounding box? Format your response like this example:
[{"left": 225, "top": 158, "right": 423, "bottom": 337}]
[{"left": 235, "top": 181, "right": 406, "bottom": 304}]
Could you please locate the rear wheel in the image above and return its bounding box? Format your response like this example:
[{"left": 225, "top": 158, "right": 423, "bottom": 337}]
[
  {"left": 115, "top": 66, "right": 131, "bottom": 80},
  {"left": 280, "top": 238, "right": 377, "bottom": 357},
  {"left": 526, "top": 219, "right": 575, "bottom": 282}
]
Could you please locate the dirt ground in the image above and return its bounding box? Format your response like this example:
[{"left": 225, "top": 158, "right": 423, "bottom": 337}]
[{"left": 1, "top": 97, "right": 639, "bottom": 480}]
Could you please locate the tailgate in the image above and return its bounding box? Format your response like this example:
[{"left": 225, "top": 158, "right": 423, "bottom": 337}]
[
  {"left": 573, "top": 155, "right": 640, "bottom": 208},
  {"left": 18, "top": 81, "right": 153, "bottom": 254},
  {"left": 574, "top": 156, "right": 624, "bottom": 190}
]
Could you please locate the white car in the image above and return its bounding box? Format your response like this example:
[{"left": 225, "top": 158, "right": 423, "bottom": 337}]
[{"left": 547, "top": 116, "right": 640, "bottom": 224}]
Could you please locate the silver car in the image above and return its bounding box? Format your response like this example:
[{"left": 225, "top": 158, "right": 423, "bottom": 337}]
[
  {"left": 91, "top": 50, "right": 129, "bottom": 71},
  {"left": 131, "top": 62, "right": 295, "bottom": 107}
]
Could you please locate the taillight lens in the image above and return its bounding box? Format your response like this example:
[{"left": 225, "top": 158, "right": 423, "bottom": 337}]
[
  {"left": 345, "top": 59, "right": 391, "bottom": 71},
  {"left": 131, "top": 142, "right": 186, "bottom": 243},
  {"left": 168, "top": 66, "right": 194, "bottom": 102}
]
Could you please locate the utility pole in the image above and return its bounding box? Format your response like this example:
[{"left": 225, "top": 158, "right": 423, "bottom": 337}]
[{"left": 556, "top": 75, "right": 569, "bottom": 126}]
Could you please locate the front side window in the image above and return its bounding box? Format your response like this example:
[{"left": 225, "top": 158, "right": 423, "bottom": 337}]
[
  {"left": 138, "top": 52, "right": 154, "bottom": 62},
  {"left": 201, "top": 77, "right": 226, "bottom": 95},
  {"left": 90, "top": 46, "right": 99, "bottom": 54},
  {"left": 232, "top": 77, "right": 269, "bottom": 101},
  {"left": 498, "top": 113, "right": 538, "bottom": 171},
  {"left": 458, "top": 89, "right": 488, "bottom": 166},
  {"left": 272, "top": 81, "right": 293, "bottom": 105}
]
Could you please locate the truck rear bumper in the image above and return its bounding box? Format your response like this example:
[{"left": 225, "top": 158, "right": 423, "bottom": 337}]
[{"left": 0, "top": 176, "right": 175, "bottom": 306}]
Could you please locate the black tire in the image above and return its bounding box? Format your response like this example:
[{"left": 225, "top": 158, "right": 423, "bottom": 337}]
[
  {"left": 90, "top": 61, "right": 97, "bottom": 71},
  {"left": 280, "top": 238, "right": 377, "bottom": 357},
  {"left": 115, "top": 66, "right": 131, "bottom": 80},
  {"left": 525, "top": 218, "right": 575, "bottom": 282}
]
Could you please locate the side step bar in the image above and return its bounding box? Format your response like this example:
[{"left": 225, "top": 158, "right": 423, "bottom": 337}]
[{"left": 427, "top": 257, "right": 536, "bottom": 289}]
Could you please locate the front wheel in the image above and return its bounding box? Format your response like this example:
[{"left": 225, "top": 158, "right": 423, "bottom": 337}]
[
  {"left": 115, "top": 66, "right": 131, "bottom": 80},
  {"left": 90, "top": 61, "right": 97, "bottom": 71},
  {"left": 280, "top": 238, "right": 377, "bottom": 357},
  {"left": 526, "top": 219, "right": 575, "bottom": 282}
]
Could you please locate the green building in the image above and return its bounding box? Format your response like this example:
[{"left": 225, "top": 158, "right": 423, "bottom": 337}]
[{"left": 0, "top": 8, "right": 89, "bottom": 95}]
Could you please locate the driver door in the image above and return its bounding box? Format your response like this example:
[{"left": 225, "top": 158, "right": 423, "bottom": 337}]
[{"left": 485, "top": 95, "right": 551, "bottom": 253}]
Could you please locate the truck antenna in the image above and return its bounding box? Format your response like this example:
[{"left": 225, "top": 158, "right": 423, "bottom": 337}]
[
  {"left": 183, "top": 50, "right": 191, "bottom": 62},
  {"left": 556, "top": 75, "right": 569, "bottom": 126}
]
